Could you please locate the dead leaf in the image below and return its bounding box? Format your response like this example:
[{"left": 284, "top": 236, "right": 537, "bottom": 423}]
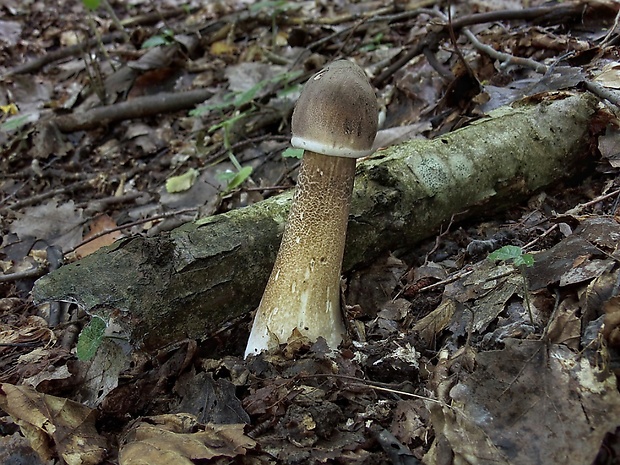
[
  {"left": 119, "top": 414, "right": 255, "bottom": 465},
  {"left": 0, "top": 383, "right": 108, "bottom": 465},
  {"left": 545, "top": 296, "right": 581, "bottom": 349},
  {"left": 75, "top": 214, "right": 122, "bottom": 258},
  {"left": 427, "top": 339, "right": 620, "bottom": 464},
  {"left": 414, "top": 298, "right": 456, "bottom": 347},
  {"left": 603, "top": 295, "right": 620, "bottom": 348},
  {"left": 9, "top": 200, "right": 83, "bottom": 252}
]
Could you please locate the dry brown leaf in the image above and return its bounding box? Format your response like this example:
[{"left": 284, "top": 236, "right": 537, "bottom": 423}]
[
  {"left": 0, "top": 383, "right": 107, "bottom": 465},
  {"left": 75, "top": 214, "right": 122, "bottom": 258},
  {"left": 545, "top": 296, "right": 581, "bottom": 349},
  {"left": 413, "top": 298, "right": 455, "bottom": 347},
  {"left": 603, "top": 295, "right": 620, "bottom": 348},
  {"left": 119, "top": 414, "right": 255, "bottom": 465},
  {"left": 427, "top": 339, "right": 620, "bottom": 464}
]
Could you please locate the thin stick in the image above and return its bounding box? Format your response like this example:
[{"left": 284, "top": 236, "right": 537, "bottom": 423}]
[{"left": 463, "top": 28, "right": 620, "bottom": 107}]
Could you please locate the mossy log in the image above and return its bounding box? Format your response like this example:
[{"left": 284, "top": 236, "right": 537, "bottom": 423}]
[{"left": 33, "top": 92, "right": 599, "bottom": 350}]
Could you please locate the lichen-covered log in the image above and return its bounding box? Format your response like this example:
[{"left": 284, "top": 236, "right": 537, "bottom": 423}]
[{"left": 33, "top": 92, "right": 599, "bottom": 350}]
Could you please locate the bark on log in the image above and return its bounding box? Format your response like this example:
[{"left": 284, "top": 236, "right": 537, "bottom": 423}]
[{"left": 33, "top": 92, "right": 599, "bottom": 350}]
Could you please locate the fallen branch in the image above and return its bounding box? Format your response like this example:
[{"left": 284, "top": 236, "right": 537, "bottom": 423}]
[
  {"left": 33, "top": 92, "right": 599, "bottom": 350},
  {"left": 462, "top": 28, "right": 620, "bottom": 107},
  {"left": 373, "top": 2, "right": 589, "bottom": 87},
  {"left": 6, "top": 32, "right": 126, "bottom": 77},
  {"left": 52, "top": 88, "right": 213, "bottom": 132}
]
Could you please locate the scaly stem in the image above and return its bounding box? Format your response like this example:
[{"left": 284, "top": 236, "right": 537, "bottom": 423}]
[{"left": 245, "top": 151, "right": 354, "bottom": 356}]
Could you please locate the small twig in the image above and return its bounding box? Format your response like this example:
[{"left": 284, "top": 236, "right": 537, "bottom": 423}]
[
  {"left": 205, "top": 134, "right": 290, "bottom": 166},
  {"left": 0, "top": 265, "right": 47, "bottom": 283},
  {"left": 0, "top": 178, "right": 95, "bottom": 212},
  {"left": 601, "top": 7, "right": 620, "bottom": 46},
  {"left": 372, "top": 3, "right": 584, "bottom": 87},
  {"left": 300, "top": 373, "right": 444, "bottom": 405},
  {"left": 564, "top": 187, "right": 620, "bottom": 216},
  {"left": 5, "top": 31, "right": 125, "bottom": 76},
  {"left": 462, "top": 28, "right": 547, "bottom": 74},
  {"left": 463, "top": 28, "right": 620, "bottom": 107},
  {"left": 53, "top": 88, "right": 214, "bottom": 132},
  {"left": 418, "top": 268, "right": 475, "bottom": 293},
  {"left": 75, "top": 191, "right": 144, "bottom": 210},
  {"left": 523, "top": 189, "right": 620, "bottom": 251},
  {"left": 64, "top": 207, "right": 199, "bottom": 256},
  {"left": 522, "top": 224, "right": 558, "bottom": 251},
  {"left": 100, "top": 0, "right": 131, "bottom": 43},
  {"left": 424, "top": 212, "right": 459, "bottom": 265}
]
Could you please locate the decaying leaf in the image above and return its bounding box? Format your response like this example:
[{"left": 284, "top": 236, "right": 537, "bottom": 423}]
[
  {"left": 426, "top": 339, "right": 620, "bottom": 465},
  {"left": 603, "top": 295, "right": 620, "bottom": 349},
  {"left": 75, "top": 214, "right": 122, "bottom": 258},
  {"left": 119, "top": 414, "right": 255, "bottom": 465},
  {"left": 9, "top": 200, "right": 84, "bottom": 251},
  {"left": 0, "top": 383, "right": 108, "bottom": 465}
]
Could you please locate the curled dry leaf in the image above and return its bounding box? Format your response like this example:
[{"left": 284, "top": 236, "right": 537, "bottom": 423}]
[
  {"left": 119, "top": 414, "right": 256, "bottom": 465},
  {"left": 75, "top": 214, "right": 123, "bottom": 258},
  {"left": 0, "top": 383, "right": 107, "bottom": 465}
]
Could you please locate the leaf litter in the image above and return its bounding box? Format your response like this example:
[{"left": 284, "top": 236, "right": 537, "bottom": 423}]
[{"left": 1, "top": 0, "right": 620, "bottom": 464}]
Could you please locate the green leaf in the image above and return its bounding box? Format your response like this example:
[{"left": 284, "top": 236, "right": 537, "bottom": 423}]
[
  {"left": 77, "top": 317, "right": 107, "bottom": 361},
  {"left": 141, "top": 35, "right": 170, "bottom": 49},
  {"left": 216, "top": 166, "right": 253, "bottom": 191},
  {"left": 1, "top": 114, "right": 31, "bottom": 132},
  {"left": 82, "top": 0, "right": 101, "bottom": 10},
  {"left": 514, "top": 253, "right": 535, "bottom": 267},
  {"left": 488, "top": 245, "right": 523, "bottom": 262},
  {"left": 165, "top": 168, "right": 200, "bottom": 193},
  {"left": 488, "top": 245, "right": 534, "bottom": 267},
  {"left": 282, "top": 147, "right": 303, "bottom": 159},
  {"left": 190, "top": 99, "right": 233, "bottom": 117},
  {"left": 233, "top": 82, "right": 266, "bottom": 107}
]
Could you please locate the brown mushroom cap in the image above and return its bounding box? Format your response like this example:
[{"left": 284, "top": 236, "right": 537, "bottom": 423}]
[{"left": 291, "top": 60, "right": 378, "bottom": 158}]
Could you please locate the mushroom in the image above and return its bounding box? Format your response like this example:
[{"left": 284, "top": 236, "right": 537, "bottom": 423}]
[{"left": 245, "top": 60, "right": 378, "bottom": 357}]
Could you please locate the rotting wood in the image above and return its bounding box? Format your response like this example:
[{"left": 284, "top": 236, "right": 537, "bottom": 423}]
[{"left": 33, "top": 92, "right": 599, "bottom": 350}]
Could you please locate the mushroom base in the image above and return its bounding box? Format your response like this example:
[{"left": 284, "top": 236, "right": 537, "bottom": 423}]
[{"left": 245, "top": 151, "right": 354, "bottom": 357}]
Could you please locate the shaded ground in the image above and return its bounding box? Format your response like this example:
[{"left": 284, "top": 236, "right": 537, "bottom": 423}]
[{"left": 1, "top": 0, "right": 620, "bottom": 464}]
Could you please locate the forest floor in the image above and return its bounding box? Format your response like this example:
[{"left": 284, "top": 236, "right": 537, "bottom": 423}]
[{"left": 1, "top": 0, "right": 620, "bottom": 464}]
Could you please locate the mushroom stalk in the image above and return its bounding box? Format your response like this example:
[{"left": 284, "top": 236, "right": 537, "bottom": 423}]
[
  {"left": 245, "top": 59, "right": 378, "bottom": 357},
  {"left": 245, "top": 152, "right": 352, "bottom": 355}
]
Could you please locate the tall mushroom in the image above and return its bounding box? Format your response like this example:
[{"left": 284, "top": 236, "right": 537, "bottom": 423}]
[{"left": 245, "top": 60, "right": 378, "bottom": 357}]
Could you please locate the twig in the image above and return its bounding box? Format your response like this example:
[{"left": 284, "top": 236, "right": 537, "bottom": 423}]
[
  {"left": 5, "top": 31, "right": 125, "bottom": 76},
  {"left": 0, "top": 179, "right": 95, "bottom": 213},
  {"left": 5, "top": 7, "right": 192, "bottom": 77},
  {"left": 522, "top": 189, "right": 620, "bottom": 251},
  {"left": 463, "top": 27, "right": 620, "bottom": 107},
  {"left": 0, "top": 266, "right": 47, "bottom": 283},
  {"left": 52, "top": 88, "right": 213, "bottom": 132},
  {"left": 300, "top": 373, "right": 444, "bottom": 405},
  {"left": 565, "top": 188, "right": 620, "bottom": 215},
  {"left": 64, "top": 207, "right": 199, "bottom": 256},
  {"left": 522, "top": 224, "right": 558, "bottom": 251},
  {"left": 418, "top": 268, "right": 475, "bottom": 293},
  {"left": 461, "top": 28, "right": 547, "bottom": 74},
  {"left": 372, "top": 3, "right": 584, "bottom": 87},
  {"left": 424, "top": 212, "right": 460, "bottom": 265}
]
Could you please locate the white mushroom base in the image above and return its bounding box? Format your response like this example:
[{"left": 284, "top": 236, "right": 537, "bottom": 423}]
[{"left": 245, "top": 152, "right": 353, "bottom": 357}]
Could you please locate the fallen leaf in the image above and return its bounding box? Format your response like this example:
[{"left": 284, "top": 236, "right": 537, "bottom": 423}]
[
  {"left": 119, "top": 414, "right": 255, "bottom": 465},
  {"left": 75, "top": 214, "right": 122, "bottom": 258},
  {"left": 427, "top": 339, "right": 620, "bottom": 464},
  {"left": 0, "top": 383, "right": 108, "bottom": 465}
]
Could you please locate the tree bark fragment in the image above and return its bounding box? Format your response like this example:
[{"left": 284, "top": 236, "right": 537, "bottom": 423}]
[{"left": 33, "top": 92, "right": 599, "bottom": 350}]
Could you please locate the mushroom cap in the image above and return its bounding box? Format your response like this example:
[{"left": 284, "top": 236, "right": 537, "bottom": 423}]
[{"left": 291, "top": 60, "right": 378, "bottom": 158}]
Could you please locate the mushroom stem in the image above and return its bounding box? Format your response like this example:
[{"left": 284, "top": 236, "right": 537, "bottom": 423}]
[{"left": 245, "top": 151, "right": 353, "bottom": 356}]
